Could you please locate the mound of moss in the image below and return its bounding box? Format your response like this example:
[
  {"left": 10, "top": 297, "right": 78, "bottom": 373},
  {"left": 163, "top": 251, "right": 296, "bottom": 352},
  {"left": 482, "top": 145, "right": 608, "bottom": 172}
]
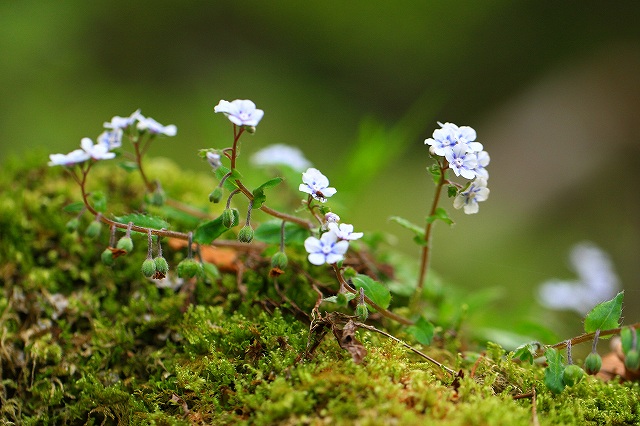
[{"left": 1, "top": 156, "right": 639, "bottom": 425}]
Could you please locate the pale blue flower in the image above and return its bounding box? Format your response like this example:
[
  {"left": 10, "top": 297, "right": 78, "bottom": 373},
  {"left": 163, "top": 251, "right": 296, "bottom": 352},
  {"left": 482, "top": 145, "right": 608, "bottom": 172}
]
[
  {"left": 48, "top": 149, "right": 90, "bottom": 167},
  {"left": 81, "top": 137, "right": 116, "bottom": 160},
  {"left": 328, "top": 223, "right": 363, "bottom": 241},
  {"left": 324, "top": 212, "right": 340, "bottom": 224},
  {"left": 425, "top": 122, "right": 482, "bottom": 157},
  {"left": 251, "top": 144, "right": 311, "bottom": 171},
  {"left": 97, "top": 128, "right": 123, "bottom": 150},
  {"left": 136, "top": 116, "right": 177, "bottom": 136},
  {"left": 453, "top": 178, "right": 489, "bottom": 214},
  {"left": 206, "top": 152, "right": 222, "bottom": 170},
  {"left": 104, "top": 109, "right": 142, "bottom": 130},
  {"left": 473, "top": 150, "right": 490, "bottom": 180},
  {"left": 299, "top": 168, "right": 337, "bottom": 202},
  {"left": 304, "top": 231, "right": 349, "bottom": 265},
  {"left": 445, "top": 144, "right": 478, "bottom": 180},
  {"left": 214, "top": 99, "right": 264, "bottom": 127}
]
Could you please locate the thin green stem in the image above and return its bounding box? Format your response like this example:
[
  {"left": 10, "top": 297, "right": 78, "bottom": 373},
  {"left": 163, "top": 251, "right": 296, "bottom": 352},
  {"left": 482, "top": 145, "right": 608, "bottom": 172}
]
[{"left": 413, "top": 160, "right": 447, "bottom": 306}]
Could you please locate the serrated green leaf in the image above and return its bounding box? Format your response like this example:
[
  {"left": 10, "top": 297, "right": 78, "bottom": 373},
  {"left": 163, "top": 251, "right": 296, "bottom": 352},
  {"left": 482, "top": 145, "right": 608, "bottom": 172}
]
[
  {"left": 584, "top": 291, "right": 624, "bottom": 334},
  {"left": 63, "top": 201, "right": 86, "bottom": 213},
  {"left": 389, "top": 216, "right": 425, "bottom": 240},
  {"left": 113, "top": 213, "right": 170, "bottom": 231},
  {"left": 352, "top": 274, "right": 391, "bottom": 310},
  {"left": 544, "top": 347, "right": 566, "bottom": 394},
  {"left": 253, "top": 220, "right": 309, "bottom": 245},
  {"left": 406, "top": 316, "right": 435, "bottom": 345},
  {"left": 91, "top": 191, "right": 107, "bottom": 213},
  {"left": 426, "top": 207, "right": 454, "bottom": 225},
  {"left": 193, "top": 216, "right": 227, "bottom": 245},
  {"left": 512, "top": 342, "right": 539, "bottom": 365}
]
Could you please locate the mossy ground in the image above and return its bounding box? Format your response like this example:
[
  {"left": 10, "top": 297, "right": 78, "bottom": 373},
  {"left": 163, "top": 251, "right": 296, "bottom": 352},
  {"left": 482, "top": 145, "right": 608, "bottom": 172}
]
[{"left": 1, "top": 156, "right": 639, "bottom": 425}]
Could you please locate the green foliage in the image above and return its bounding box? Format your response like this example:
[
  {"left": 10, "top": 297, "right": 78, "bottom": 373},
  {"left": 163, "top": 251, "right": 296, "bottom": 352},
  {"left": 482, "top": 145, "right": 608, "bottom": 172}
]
[
  {"left": 113, "top": 213, "right": 170, "bottom": 233},
  {"left": 351, "top": 274, "right": 391, "bottom": 310},
  {"left": 406, "top": 316, "right": 435, "bottom": 345},
  {"left": 426, "top": 207, "right": 454, "bottom": 225},
  {"left": 544, "top": 347, "right": 566, "bottom": 394},
  {"left": 583, "top": 291, "right": 624, "bottom": 334},
  {"left": 252, "top": 177, "right": 284, "bottom": 208},
  {"left": 253, "top": 220, "right": 308, "bottom": 245},
  {"left": 193, "top": 216, "right": 228, "bottom": 244}
]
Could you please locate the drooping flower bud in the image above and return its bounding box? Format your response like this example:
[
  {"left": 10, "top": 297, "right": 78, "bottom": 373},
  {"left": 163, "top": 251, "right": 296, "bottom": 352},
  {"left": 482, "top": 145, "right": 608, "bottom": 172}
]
[
  {"left": 66, "top": 218, "right": 80, "bottom": 232},
  {"left": 562, "top": 365, "right": 584, "bottom": 387},
  {"left": 101, "top": 248, "right": 114, "bottom": 266},
  {"left": 177, "top": 259, "right": 200, "bottom": 278},
  {"left": 85, "top": 221, "right": 102, "bottom": 239},
  {"left": 625, "top": 349, "right": 640, "bottom": 372},
  {"left": 271, "top": 251, "right": 288, "bottom": 270},
  {"left": 141, "top": 258, "right": 156, "bottom": 277},
  {"left": 116, "top": 236, "right": 134, "bottom": 253},
  {"left": 154, "top": 256, "right": 169, "bottom": 276},
  {"left": 238, "top": 225, "right": 254, "bottom": 243},
  {"left": 221, "top": 208, "right": 235, "bottom": 228},
  {"left": 209, "top": 187, "right": 223, "bottom": 203},
  {"left": 356, "top": 303, "right": 368, "bottom": 322},
  {"left": 584, "top": 352, "right": 602, "bottom": 375}
]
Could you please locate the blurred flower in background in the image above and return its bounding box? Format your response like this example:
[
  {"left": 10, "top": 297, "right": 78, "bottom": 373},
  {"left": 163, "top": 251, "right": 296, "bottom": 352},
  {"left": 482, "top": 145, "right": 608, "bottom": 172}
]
[{"left": 538, "top": 242, "right": 620, "bottom": 315}]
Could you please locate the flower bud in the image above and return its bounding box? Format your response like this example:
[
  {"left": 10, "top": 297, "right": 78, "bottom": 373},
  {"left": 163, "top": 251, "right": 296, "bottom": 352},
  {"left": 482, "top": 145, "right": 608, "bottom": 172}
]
[
  {"left": 562, "top": 364, "right": 584, "bottom": 387},
  {"left": 154, "top": 256, "right": 169, "bottom": 275},
  {"left": 209, "top": 187, "right": 223, "bottom": 203},
  {"left": 222, "top": 208, "right": 235, "bottom": 228},
  {"left": 177, "top": 259, "right": 200, "bottom": 278},
  {"left": 356, "top": 303, "right": 368, "bottom": 322},
  {"left": 116, "top": 236, "right": 134, "bottom": 253},
  {"left": 230, "top": 208, "right": 240, "bottom": 227},
  {"left": 584, "top": 352, "right": 602, "bottom": 375},
  {"left": 244, "top": 125, "right": 256, "bottom": 134},
  {"left": 150, "top": 191, "right": 165, "bottom": 206},
  {"left": 141, "top": 258, "right": 156, "bottom": 277},
  {"left": 85, "top": 221, "right": 102, "bottom": 239},
  {"left": 237, "top": 225, "right": 254, "bottom": 243},
  {"left": 101, "top": 248, "right": 114, "bottom": 266},
  {"left": 66, "top": 218, "right": 80, "bottom": 232},
  {"left": 625, "top": 349, "right": 640, "bottom": 372},
  {"left": 271, "top": 251, "right": 288, "bottom": 270}
]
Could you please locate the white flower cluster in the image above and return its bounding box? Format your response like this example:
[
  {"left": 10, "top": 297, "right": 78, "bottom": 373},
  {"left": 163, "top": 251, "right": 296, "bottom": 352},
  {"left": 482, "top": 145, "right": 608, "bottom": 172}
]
[
  {"left": 424, "top": 122, "right": 490, "bottom": 214},
  {"left": 299, "top": 168, "right": 364, "bottom": 266},
  {"left": 49, "top": 110, "right": 176, "bottom": 167}
]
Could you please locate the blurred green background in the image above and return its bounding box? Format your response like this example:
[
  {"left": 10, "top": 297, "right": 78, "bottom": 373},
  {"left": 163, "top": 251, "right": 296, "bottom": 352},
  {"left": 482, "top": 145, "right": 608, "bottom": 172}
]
[{"left": 2, "top": 1, "right": 639, "bottom": 344}]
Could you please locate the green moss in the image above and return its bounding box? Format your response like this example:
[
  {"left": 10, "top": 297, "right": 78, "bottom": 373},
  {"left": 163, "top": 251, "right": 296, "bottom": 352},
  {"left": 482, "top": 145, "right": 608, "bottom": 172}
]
[{"left": 1, "top": 154, "right": 640, "bottom": 425}]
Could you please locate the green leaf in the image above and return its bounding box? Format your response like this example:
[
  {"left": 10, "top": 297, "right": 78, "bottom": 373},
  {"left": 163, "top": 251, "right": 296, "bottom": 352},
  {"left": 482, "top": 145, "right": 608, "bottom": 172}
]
[
  {"left": 63, "top": 201, "right": 85, "bottom": 213},
  {"left": 428, "top": 163, "right": 442, "bottom": 184},
  {"left": 426, "top": 207, "right": 454, "bottom": 225},
  {"left": 252, "top": 177, "right": 284, "bottom": 208},
  {"left": 214, "top": 166, "right": 243, "bottom": 191},
  {"left": 352, "top": 274, "right": 391, "bottom": 310},
  {"left": 117, "top": 161, "right": 139, "bottom": 172},
  {"left": 512, "top": 342, "right": 540, "bottom": 365},
  {"left": 447, "top": 185, "right": 458, "bottom": 198},
  {"left": 91, "top": 191, "right": 107, "bottom": 213},
  {"left": 583, "top": 291, "right": 624, "bottom": 334},
  {"left": 389, "top": 216, "right": 425, "bottom": 240},
  {"left": 113, "top": 213, "right": 170, "bottom": 231},
  {"left": 406, "top": 316, "right": 435, "bottom": 345},
  {"left": 253, "top": 220, "right": 309, "bottom": 245},
  {"left": 544, "top": 347, "right": 566, "bottom": 394},
  {"left": 322, "top": 293, "right": 356, "bottom": 305},
  {"left": 193, "top": 216, "right": 228, "bottom": 245}
]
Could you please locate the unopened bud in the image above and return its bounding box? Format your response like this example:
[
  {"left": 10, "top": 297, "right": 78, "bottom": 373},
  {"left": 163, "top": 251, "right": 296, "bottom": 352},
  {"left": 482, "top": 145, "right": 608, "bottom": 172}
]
[
  {"left": 237, "top": 225, "right": 254, "bottom": 243},
  {"left": 209, "top": 187, "right": 223, "bottom": 203},
  {"left": 101, "top": 248, "right": 114, "bottom": 266},
  {"left": 562, "top": 364, "right": 584, "bottom": 387},
  {"left": 116, "top": 236, "right": 134, "bottom": 253},
  {"left": 271, "top": 251, "right": 288, "bottom": 270},
  {"left": 150, "top": 191, "right": 166, "bottom": 206},
  {"left": 222, "top": 208, "right": 235, "bottom": 228},
  {"left": 141, "top": 258, "right": 156, "bottom": 277},
  {"left": 154, "top": 256, "right": 169, "bottom": 275},
  {"left": 584, "top": 352, "right": 602, "bottom": 375},
  {"left": 177, "top": 259, "right": 200, "bottom": 278},
  {"left": 66, "top": 218, "right": 80, "bottom": 232},
  {"left": 342, "top": 267, "right": 357, "bottom": 279},
  {"left": 85, "top": 221, "right": 102, "bottom": 239},
  {"left": 356, "top": 303, "right": 368, "bottom": 322},
  {"left": 625, "top": 349, "right": 640, "bottom": 372}
]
